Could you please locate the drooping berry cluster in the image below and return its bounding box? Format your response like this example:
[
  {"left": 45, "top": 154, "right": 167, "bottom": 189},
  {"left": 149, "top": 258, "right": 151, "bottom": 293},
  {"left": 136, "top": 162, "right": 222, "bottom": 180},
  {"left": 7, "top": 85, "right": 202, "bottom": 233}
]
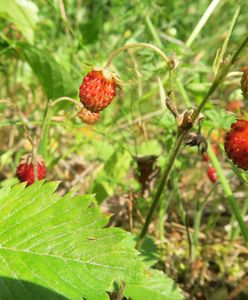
[{"left": 16, "top": 155, "right": 46, "bottom": 186}]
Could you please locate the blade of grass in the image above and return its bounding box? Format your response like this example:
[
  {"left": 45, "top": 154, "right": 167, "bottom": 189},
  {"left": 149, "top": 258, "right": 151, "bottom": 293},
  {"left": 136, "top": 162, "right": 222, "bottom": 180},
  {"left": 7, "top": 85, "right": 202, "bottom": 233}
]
[
  {"left": 230, "top": 195, "right": 248, "bottom": 239},
  {"left": 186, "top": 0, "right": 220, "bottom": 47},
  {"left": 213, "top": 4, "right": 241, "bottom": 76},
  {"left": 145, "top": 15, "right": 163, "bottom": 48},
  {"left": 207, "top": 145, "right": 248, "bottom": 245},
  {"left": 175, "top": 77, "right": 192, "bottom": 107}
]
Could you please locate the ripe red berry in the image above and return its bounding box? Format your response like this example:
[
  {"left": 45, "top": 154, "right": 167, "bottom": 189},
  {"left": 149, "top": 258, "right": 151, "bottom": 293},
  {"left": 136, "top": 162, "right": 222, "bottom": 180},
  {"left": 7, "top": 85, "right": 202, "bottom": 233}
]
[
  {"left": 77, "top": 107, "right": 100, "bottom": 124},
  {"left": 207, "top": 166, "right": 217, "bottom": 183},
  {"left": 202, "top": 144, "right": 218, "bottom": 162},
  {"left": 224, "top": 119, "right": 248, "bottom": 170},
  {"left": 241, "top": 66, "right": 248, "bottom": 100},
  {"left": 79, "top": 68, "right": 120, "bottom": 112},
  {"left": 16, "top": 155, "right": 46, "bottom": 186}
]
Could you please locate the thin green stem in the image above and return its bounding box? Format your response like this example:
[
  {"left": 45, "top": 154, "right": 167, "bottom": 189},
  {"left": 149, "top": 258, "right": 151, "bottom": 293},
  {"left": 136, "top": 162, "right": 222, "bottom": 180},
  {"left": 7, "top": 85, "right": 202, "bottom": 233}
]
[
  {"left": 207, "top": 145, "right": 248, "bottom": 245},
  {"left": 145, "top": 15, "right": 163, "bottom": 48},
  {"left": 51, "top": 96, "right": 81, "bottom": 108},
  {"left": 231, "top": 196, "right": 248, "bottom": 239},
  {"left": 135, "top": 130, "right": 187, "bottom": 250},
  {"left": 214, "top": 4, "right": 240, "bottom": 76},
  {"left": 192, "top": 35, "right": 248, "bottom": 122},
  {"left": 104, "top": 42, "right": 170, "bottom": 69},
  {"left": 168, "top": 68, "right": 176, "bottom": 104},
  {"left": 37, "top": 97, "right": 81, "bottom": 147},
  {"left": 175, "top": 77, "right": 192, "bottom": 107}
]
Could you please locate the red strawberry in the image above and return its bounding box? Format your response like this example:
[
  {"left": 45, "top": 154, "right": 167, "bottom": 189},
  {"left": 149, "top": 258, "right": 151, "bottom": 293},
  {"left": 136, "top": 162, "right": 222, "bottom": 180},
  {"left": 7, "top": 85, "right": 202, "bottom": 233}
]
[
  {"left": 77, "top": 107, "right": 100, "bottom": 124},
  {"left": 202, "top": 144, "right": 218, "bottom": 162},
  {"left": 79, "top": 68, "right": 121, "bottom": 112},
  {"left": 241, "top": 66, "right": 248, "bottom": 100},
  {"left": 224, "top": 119, "right": 248, "bottom": 170},
  {"left": 207, "top": 166, "right": 217, "bottom": 183},
  {"left": 16, "top": 155, "right": 46, "bottom": 186}
]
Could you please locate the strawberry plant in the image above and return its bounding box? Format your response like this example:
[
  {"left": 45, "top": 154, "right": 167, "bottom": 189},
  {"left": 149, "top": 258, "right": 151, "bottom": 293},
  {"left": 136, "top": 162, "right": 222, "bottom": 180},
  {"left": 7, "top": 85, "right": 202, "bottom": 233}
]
[{"left": 0, "top": 0, "right": 248, "bottom": 299}]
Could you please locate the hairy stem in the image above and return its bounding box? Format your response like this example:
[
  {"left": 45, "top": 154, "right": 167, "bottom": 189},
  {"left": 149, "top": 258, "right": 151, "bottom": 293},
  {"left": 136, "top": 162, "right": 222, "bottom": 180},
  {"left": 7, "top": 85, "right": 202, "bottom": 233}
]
[{"left": 135, "top": 130, "right": 187, "bottom": 250}]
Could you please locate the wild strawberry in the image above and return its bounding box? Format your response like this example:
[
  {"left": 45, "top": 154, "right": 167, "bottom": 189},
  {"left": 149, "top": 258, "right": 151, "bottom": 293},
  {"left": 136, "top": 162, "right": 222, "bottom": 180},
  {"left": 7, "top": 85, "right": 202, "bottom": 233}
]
[
  {"left": 79, "top": 68, "right": 121, "bottom": 112},
  {"left": 202, "top": 144, "right": 218, "bottom": 162},
  {"left": 241, "top": 66, "right": 248, "bottom": 100},
  {"left": 227, "top": 100, "right": 244, "bottom": 112},
  {"left": 224, "top": 119, "right": 248, "bottom": 170},
  {"left": 77, "top": 107, "right": 100, "bottom": 124},
  {"left": 207, "top": 166, "right": 217, "bottom": 183},
  {"left": 16, "top": 154, "right": 46, "bottom": 186}
]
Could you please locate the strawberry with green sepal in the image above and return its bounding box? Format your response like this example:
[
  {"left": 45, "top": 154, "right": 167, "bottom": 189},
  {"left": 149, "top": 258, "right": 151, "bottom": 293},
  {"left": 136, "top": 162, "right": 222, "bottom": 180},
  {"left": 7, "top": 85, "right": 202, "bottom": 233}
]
[{"left": 79, "top": 68, "right": 122, "bottom": 112}]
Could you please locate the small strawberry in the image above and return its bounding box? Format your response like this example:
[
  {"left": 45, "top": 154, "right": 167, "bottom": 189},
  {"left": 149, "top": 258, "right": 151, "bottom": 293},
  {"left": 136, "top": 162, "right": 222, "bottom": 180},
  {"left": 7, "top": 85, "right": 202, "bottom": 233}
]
[
  {"left": 241, "top": 66, "right": 248, "bottom": 100},
  {"left": 224, "top": 119, "right": 248, "bottom": 170},
  {"left": 227, "top": 100, "right": 244, "bottom": 112},
  {"left": 202, "top": 144, "right": 218, "bottom": 162},
  {"left": 207, "top": 166, "right": 217, "bottom": 183},
  {"left": 79, "top": 68, "right": 121, "bottom": 112},
  {"left": 16, "top": 154, "right": 46, "bottom": 186},
  {"left": 77, "top": 107, "right": 100, "bottom": 124}
]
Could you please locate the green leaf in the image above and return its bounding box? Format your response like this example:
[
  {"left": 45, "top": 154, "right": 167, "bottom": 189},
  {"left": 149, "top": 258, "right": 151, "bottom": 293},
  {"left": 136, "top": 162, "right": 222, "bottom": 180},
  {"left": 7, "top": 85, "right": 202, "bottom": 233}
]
[
  {"left": 91, "top": 147, "right": 132, "bottom": 203},
  {"left": 0, "top": 181, "right": 144, "bottom": 300},
  {"left": 125, "top": 269, "right": 184, "bottom": 300},
  {"left": 139, "top": 236, "right": 159, "bottom": 267},
  {"left": 18, "top": 43, "right": 77, "bottom": 99},
  {"left": 0, "top": 0, "right": 38, "bottom": 43}
]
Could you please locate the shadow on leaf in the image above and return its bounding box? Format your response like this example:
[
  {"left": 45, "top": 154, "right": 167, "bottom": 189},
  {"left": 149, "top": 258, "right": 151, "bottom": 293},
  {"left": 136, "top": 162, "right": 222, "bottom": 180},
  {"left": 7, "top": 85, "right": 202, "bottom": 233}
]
[{"left": 0, "top": 277, "right": 68, "bottom": 300}]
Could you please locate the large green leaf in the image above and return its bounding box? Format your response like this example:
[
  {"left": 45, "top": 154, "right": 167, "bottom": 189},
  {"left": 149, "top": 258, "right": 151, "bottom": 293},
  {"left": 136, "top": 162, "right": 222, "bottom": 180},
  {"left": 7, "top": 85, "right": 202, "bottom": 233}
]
[
  {"left": 125, "top": 269, "right": 184, "bottom": 300},
  {"left": 0, "top": 181, "right": 144, "bottom": 300},
  {"left": 0, "top": 0, "right": 38, "bottom": 43},
  {"left": 19, "top": 43, "right": 77, "bottom": 99}
]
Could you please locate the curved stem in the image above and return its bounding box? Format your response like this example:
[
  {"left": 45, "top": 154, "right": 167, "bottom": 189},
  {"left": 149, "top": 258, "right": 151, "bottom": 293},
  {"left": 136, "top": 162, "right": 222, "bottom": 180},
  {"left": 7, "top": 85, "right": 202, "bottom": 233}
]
[
  {"left": 104, "top": 42, "right": 170, "bottom": 69},
  {"left": 51, "top": 97, "right": 81, "bottom": 108},
  {"left": 37, "top": 97, "right": 81, "bottom": 147}
]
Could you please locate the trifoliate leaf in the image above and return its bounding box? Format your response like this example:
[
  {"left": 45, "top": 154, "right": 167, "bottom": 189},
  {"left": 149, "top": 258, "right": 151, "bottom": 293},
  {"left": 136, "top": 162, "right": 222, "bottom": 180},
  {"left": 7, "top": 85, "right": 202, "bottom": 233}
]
[{"left": 0, "top": 181, "right": 143, "bottom": 300}]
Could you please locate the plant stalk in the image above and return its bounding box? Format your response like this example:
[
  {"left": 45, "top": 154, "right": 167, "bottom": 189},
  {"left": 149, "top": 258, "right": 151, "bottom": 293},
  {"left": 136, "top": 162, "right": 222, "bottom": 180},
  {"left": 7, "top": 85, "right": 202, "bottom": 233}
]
[
  {"left": 135, "top": 35, "right": 248, "bottom": 250},
  {"left": 135, "top": 130, "right": 187, "bottom": 250}
]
